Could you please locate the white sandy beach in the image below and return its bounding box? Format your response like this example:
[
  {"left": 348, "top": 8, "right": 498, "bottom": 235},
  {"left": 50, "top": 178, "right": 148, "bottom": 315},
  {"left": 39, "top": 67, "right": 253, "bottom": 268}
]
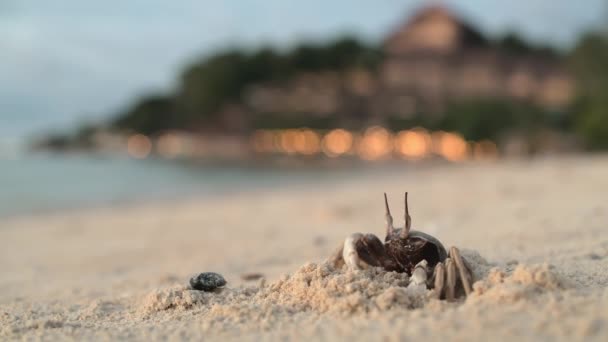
[{"left": 1, "top": 156, "right": 607, "bottom": 341}]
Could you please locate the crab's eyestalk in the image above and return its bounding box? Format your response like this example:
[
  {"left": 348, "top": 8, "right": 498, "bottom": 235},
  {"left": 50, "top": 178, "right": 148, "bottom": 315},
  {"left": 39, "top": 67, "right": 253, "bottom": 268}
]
[
  {"left": 384, "top": 193, "right": 395, "bottom": 235},
  {"left": 401, "top": 192, "right": 411, "bottom": 238}
]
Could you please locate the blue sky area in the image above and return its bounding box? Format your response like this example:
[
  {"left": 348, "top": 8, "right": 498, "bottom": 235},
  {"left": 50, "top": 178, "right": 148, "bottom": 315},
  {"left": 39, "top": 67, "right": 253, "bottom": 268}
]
[{"left": 0, "top": 0, "right": 605, "bottom": 148}]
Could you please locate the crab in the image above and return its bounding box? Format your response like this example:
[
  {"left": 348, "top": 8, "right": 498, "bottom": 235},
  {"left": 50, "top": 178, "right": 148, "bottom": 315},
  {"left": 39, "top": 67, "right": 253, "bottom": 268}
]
[{"left": 328, "top": 192, "right": 473, "bottom": 300}]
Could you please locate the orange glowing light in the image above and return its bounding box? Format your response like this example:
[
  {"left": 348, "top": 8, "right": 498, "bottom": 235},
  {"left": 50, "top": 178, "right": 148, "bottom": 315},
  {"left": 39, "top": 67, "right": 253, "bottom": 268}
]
[
  {"left": 357, "top": 126, "right": 393, "bottom": 161},
  {"left": 322, "top": 129, "right": 353, "bottom": 157},
  {"left": 436, "top": 132, "right": 469, "bottom": 162},
  {"left": 431, "top": 131, "right": 446, "bottom": 155},
  {"left": 279, "top": 129, "right": 299, "bottom": 154},
  {"left": 271, "top": 130, "right": 283, "bottom": 153},
  {"left": 394, "top": 128, "right": 431, "bottom": 160},
  {"left": 294, "top": 129, "right": 321, "bottom": 155},
  {"left": 127, "top": 133, "right": 152, "bottom": 159}
]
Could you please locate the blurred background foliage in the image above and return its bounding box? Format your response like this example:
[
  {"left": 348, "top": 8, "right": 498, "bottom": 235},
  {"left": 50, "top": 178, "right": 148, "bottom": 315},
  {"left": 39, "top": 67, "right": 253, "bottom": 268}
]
[
  {"left": 62, "top": 28, "right": 608, "bottom": 153},
  {"left": 112, "top": 37, "right": 382, "bottom": 134},
  {"left": 569, "top": 32, "right": 608, "bottom": 150}
]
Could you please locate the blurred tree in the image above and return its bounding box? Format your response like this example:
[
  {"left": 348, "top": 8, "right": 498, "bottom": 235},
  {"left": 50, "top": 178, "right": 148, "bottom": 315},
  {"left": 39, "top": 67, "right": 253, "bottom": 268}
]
[
  {"left": 498, "top": 32, "right": 533, "bottom": 54},
  {"left": 177, "top": 51, "right": 247, "bottom": 127},
  {"left": 242, "top": 47, "right": 289, "bottom": 81},
  {"left": 252, "top": 113, "right": 337, "bottom": 130},
  {"left": 569, "top": 32, "right": 608, "bottom": 149},
  {"left": 496, "top": 32, "right": 558, "bottom": 57},
  {"left": 112, "top": 95, "right": 176, "bottom": 135},
  {"left": 437, "top": 99, "right": 546, "bottom": 141},
  {"left": 31, "top": 134, "right": 72, "bottom": 151},
  {"left": 111, "top": 37, "right": 380, "bottom": 135},
  {"left": 288, "top": 43, "right": 326, "bottom": 71},
  {"left": 570, "top": 33, "right": 608, "bottom": 95}
]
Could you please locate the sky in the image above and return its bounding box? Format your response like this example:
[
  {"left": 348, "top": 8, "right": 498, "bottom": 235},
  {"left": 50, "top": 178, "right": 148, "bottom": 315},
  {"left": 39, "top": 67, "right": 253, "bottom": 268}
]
[{"left": 0, "top": 0, "right": 605, "bottom": 148}]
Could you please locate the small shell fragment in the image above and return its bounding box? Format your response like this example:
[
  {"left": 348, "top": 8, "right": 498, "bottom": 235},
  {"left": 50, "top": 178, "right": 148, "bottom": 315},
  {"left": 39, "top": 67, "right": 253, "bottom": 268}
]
[{"left": 189, "top": 272, "right": 227, "bottom": 292}]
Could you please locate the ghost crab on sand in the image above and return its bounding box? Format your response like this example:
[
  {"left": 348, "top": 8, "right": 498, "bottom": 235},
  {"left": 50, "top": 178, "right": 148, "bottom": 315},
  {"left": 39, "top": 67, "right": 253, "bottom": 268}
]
[{"left": 329, "top": 192, "right": 473, "bottom": 301}]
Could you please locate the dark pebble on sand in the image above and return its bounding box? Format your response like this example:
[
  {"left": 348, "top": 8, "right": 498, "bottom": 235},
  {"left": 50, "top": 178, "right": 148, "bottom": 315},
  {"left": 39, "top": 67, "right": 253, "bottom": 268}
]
[{"left": 189, "top": 272, "right": 227, "bottom": 291}]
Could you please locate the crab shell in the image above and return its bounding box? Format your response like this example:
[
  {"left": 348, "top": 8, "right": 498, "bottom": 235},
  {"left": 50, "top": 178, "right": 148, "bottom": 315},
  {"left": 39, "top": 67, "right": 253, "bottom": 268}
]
[{"left": 385, "top": 228, "right": 448, "bottom": 274}]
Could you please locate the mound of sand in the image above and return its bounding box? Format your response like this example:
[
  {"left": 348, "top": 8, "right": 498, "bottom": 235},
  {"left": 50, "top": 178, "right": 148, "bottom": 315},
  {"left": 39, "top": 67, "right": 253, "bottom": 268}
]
[
  {"left": 471, "top": 263, "right": 568, "bottom": 303},
  {"left": 139, "top": 249, "right": 567, "bottom": 326},
  {"left": 139, "top": 263, "right": 415, "bottom": 319}
]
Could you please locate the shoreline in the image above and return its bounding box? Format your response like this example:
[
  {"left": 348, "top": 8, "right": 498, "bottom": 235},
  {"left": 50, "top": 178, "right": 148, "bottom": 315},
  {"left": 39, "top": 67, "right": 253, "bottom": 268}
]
[
  {"left": 1, "top": 152, "right": 601, "bottom": 222},
  {"left": 0, "top": 154, "right": 456, "bottom": 221}
]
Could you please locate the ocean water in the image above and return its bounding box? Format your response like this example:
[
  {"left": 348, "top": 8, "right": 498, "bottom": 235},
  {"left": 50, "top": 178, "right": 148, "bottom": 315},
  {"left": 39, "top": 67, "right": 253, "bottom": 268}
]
[{"left": 0, "top": 154, "right": 357, "bottom": 218}]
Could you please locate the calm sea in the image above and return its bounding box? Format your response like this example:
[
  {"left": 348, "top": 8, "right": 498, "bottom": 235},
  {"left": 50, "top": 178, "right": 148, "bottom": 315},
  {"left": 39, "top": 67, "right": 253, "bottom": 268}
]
[{"left": 0, "top": 153, "right": 377, "bottom": 218}]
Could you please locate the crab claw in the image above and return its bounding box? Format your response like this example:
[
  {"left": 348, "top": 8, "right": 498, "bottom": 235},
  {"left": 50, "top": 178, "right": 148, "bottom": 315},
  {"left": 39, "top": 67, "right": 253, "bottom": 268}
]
[{"left": 408, "top": 259, "right": 428, "bottom": 287}]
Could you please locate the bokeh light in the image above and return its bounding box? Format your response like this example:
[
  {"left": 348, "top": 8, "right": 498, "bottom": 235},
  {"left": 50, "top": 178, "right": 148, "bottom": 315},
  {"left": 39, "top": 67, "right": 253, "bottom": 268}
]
[
  {"left": 294, "top": 129, "right": 321, "bottom": 155},
  {"left": 126, "top": 134, "right": 152, "bottom": 159},
  {"left": 248, "top": 128, "right": 495, "bottom": 162},
  {"left": 279, "top": 129, "right": 299, "bottom": 154},
  {"left": 322, "top": 129, "right": 354, "bottom": 157},
  {"left": 433, "top": 131, "right": 469, "bottom": 161},
  {"left": 357, "top": 126, "right": 393, "bottom": 160},
  {"left": 394, "top": 128, "right": 432, "bottom": 160},
  {"left": 157, "top": 132, "right": 184, "bottom": 159}
]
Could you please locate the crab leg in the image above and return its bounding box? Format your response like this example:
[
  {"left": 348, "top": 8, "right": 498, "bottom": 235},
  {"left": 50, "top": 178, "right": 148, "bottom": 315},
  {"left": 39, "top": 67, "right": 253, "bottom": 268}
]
[
  {"left": 432, "top": 262, "right": 445, "bottom": 299},
  {"left": 450, "top": 247, "right": 473, "bottom": 296},
  {"left": 445, "top": 258, "right": 457, "bottom": 301}
]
